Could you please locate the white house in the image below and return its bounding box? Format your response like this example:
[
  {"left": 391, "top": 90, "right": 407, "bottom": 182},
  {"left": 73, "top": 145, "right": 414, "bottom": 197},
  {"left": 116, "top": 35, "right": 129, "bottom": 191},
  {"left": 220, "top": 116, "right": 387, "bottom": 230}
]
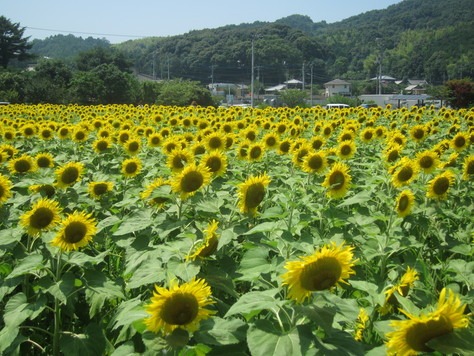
[{"left": 324, "top": 79, "right": 351, "bottom": 97}]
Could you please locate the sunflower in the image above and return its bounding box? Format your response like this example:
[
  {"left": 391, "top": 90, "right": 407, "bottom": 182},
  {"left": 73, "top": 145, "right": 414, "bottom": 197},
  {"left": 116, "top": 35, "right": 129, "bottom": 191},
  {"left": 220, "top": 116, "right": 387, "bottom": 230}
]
[
  {"left": 409, "top": 124, "right": 427, "bottom": 142},
  {"left": 117, "top": 129, "right": 132, "bottom": 144},
  {"left": 384, "top": 144, "right": 403, "bottom": 164},
  {"left": 262, "top": 133, "right": 279, "bottom": 150},
  {"left": 72, "top": 127, "right": 89, "bottom": 142},
  {"left": 51, "top": 211, "right": 97, "bottom": 251},
  {"left": 121, "top": 157, "right": 143, "bottom": 178},
  {"left": 145, "top": 278, "right": 215, "bottom": 335},
  {"left": 309, "top": 136, "right": 325, "bottom": 150},
  {"left": 39, "top": 126, "right": 54, "bottom": 140},
  {"left": 237, "top": 141, "right": 249, "bottom": 160},
  {"left": 0, "top": 174, "right": 13, "bottom": 205},
  {"left": 200, "top": 150, "right": 228, "bottom": 177},
  {"left": 360, "top": 127, "right": 375, "bottom": 142},
  {"left": 391, "top": 158, "right": 418, "bottom": 188},
  {"left": 20, "top": 198, "right": 62, "bottom": 236},
  {"left": 166, "top": 148, "right": 194, "bottom": 173},
  {"left": 8, "top": 154, "right": 37, "bottom": 175},
  {"left": 0, "top": 144, "right": 17, "bottom": 159},
  {"left": 248, "top": 142, "right": 265, "bottom": 162},
  {"left": 281, "top": 242, "right": 357, "bottom": 303},
  {"left": 93, "top": 137, "right": 112, "bottom": 153},
  {"left": 302, "top": 151, "right": 327, "bottom": 174},
  {"left": 237, "top": 173, "right": 271, "bottom": 216},
  {"left": 187, "top": 220, "right": 220, "bottom": 261},
  {"left": 171, "top": 163, "right": 211, "bottom": 200},
  {"left": 426, "top": 170, "right": 456, "bottom": 200},
  {"left": 462, "top": 155, "right": 474, "bottom": 180},
  {"left": 395, "top": 190, "right": 415, "bottom": 218},
  {"left": 380, "top": 267, "right": 419, "bottom": 315},
  {"left": 386, "top": 288, "right": 469, "bottom": 355},
  {"left": 322, "top": 162, "right": 351, "bottom": 199},
  {"left": 141, "top": 178, "right": 171, "bottom": 208},
  {"left": 278, "top": 139, "right": 292, "bottom": 155},
  {"left": 35, "top": 152, "right": 55, "bottom": 168},
  {"left": 354, "top": 308, "right": 370, "bottom": 342},
  {"left": 205, "top": 132, "right": 226, "bottom": 151},
  {"left": 21, "top": 123, "right": 36, "bottom": 138},
  {"left": 337, "top": 140, "right": 357, "bottom": 160},
  {"left": 147, "top": 133, "right": 163, "bottom": 148},
  {"left": 29, "top": 183, "right": 56, "bottom": 198},
  {"left": 191, "top": 142, "right": 206, "bottom": 156},
  {"left": 88, "top": 181, "right": 114, "bottom": 199},
  {"left": 55, "top": 162, "right": 84, "bottom": 188},
  {"left": 123, "top": 138, "right": 142, "bottom": 156},
  {"left": 415, "top": 150, "right": 439, "bottom": 174},
  {"left": 292, "top": 144, "right": 311, "bottom": 168},
  {"left": 57, "top": 125, "right": 71, "bottom": 139},
  {"left": 450, "top": 131, "right": 470, "bottom": 151}
]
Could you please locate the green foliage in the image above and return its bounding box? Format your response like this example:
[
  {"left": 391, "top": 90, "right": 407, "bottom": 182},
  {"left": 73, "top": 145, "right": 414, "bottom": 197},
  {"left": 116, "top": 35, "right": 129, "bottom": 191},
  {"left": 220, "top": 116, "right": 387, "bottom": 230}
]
[
  {"left": 445, "top": 78, "right": 474, "bottom": 108},
  {"left": 0, "top": 16, "right": 34, "bottom": 68},
  {"left": 326, "top": 94, "right": 359, "bottom": 107},
  {"left": 30, "top": 34, "right": 110, "bottom": 60},
  {"left": 156, "top": 79, "right": 216, "bottom": 107},
  {"left": 279, "top": 89, "right": 307, "bottom": 108}
]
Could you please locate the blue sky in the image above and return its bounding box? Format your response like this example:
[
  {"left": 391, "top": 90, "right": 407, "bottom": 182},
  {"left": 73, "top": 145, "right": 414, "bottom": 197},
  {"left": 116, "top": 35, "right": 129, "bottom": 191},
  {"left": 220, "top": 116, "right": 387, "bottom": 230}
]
[{"left": 3, "top": 0, "right": 401, "bottom": 43}]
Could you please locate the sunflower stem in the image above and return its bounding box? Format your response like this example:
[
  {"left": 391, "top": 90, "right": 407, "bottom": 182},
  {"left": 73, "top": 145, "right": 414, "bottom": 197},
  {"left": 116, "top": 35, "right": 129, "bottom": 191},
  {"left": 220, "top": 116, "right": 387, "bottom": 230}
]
[{"left": 52, "top": 251, "right": 62, "bottom": 356}]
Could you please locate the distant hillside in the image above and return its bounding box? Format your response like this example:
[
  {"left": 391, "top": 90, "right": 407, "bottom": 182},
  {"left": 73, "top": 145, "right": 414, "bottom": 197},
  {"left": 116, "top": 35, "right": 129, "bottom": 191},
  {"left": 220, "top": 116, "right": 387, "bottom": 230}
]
[
  {"left": 29, "top": 0, "right": 474, "bottom": 85},
  {"left": 30, "top": 34, "right": 110, "bottom": 60}
]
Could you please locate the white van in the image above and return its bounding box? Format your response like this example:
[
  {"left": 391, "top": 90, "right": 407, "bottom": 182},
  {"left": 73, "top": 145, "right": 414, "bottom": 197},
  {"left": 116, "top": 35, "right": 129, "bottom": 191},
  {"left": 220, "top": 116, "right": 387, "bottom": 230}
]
[{"left": 326, "top": 103, "right": 349, "bottom": 109}]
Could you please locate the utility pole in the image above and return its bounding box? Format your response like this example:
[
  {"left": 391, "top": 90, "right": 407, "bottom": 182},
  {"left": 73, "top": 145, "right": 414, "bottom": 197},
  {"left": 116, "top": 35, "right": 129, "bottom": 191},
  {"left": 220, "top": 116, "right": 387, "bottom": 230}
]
[
  {"left": 302, "top": 61, "right": 305, "bottom": 90},
  {"left": 251, "top": 37, "right": 255, "bottom": 108},
  {"left": 152, "top": 51, "right": 156, "bottom": 80},
  {"left": 310, "top": 62, "right": 314, "bottom": 106}
]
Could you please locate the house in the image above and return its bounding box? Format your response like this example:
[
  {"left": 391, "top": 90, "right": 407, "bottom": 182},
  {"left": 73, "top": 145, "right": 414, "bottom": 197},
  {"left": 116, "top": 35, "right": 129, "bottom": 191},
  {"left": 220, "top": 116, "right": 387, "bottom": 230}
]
[
  {"left": 284, "top": 79, "right": 303, "bottom": 89},
  {"left": 324, "top": 79, "right": 351, "bottom": 97}
]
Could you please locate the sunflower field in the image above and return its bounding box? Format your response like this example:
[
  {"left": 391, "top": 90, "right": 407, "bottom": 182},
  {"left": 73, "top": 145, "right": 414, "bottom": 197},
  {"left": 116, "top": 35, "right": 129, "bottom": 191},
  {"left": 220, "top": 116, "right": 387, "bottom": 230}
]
[{"left": 0, "top": 103, "right": 473, "bottom": 356}]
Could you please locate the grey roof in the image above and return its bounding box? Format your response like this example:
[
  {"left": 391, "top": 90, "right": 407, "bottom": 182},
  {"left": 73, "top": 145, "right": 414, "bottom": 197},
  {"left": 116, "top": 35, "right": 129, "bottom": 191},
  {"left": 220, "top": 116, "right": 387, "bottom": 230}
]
[
  {"left": 324, "top": 79, "right": 351, "bottom": 86},
  {"left": 390, "top": 94, "right": 431, "bottom": 100}
]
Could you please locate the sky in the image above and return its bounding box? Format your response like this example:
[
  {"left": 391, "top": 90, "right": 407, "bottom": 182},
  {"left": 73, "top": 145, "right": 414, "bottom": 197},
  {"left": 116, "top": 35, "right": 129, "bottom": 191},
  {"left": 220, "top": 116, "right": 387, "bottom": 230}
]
[{"left": 3, "top": 0, "right": 402, "bottom": 44}]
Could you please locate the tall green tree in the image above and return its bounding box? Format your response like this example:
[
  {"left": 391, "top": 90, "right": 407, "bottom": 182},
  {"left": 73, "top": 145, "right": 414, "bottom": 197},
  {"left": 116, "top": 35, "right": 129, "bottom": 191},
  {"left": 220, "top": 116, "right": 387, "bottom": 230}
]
[{"left": 0, "top": 16, "right": 34, "bottom": 68}]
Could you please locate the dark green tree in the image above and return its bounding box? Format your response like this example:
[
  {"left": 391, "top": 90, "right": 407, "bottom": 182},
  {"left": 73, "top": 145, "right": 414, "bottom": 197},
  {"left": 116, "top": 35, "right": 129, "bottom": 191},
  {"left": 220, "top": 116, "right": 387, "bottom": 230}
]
[
  {"left": 156, "top": 80, "right": 215, "bottom": 106},
  {"left": 0, "top": 70, "right": 27, "bottom": 102},
  {"left": 280, "top": 89, "right": 307, "bottom": 107},
  {"left": 0, "top": 16, "right": 34, "bottom": 68},
  {"left": 75, "top": 46, "right": 132, "bottom": 72},
  {"left": 445, "top": 78, "right": 474, "bottom": 108}
]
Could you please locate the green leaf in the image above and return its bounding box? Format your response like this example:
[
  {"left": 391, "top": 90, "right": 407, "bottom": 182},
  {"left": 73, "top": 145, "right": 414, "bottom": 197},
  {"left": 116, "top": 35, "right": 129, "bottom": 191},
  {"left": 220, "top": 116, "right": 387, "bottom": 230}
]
[
  {"left": 427, "top": 327, "right": 474, "bottom": 354},
  {"left": 166, "top": 259, "right": 201, "bottom": 282},
  {"left": 113, "top": 210, "right": 154, "bottom": 236},
  {"left": 60, "top": 323, "right": 107, "bottom": 356},
  {"left": 126, "top": 258, "right": 165, "bottom": 290},
  {"left": 0, "top": 227, "right": 22, "bottom": 247},
  {"left": 6, "top": 253, "right": 44, "bottom": 279},
  {"left": 111, "top": 342, "right": 141, "bottom": 356},
  {"left": 337, "top": 190, "right": 372, "bottom": 207},
  {"left": 0, "top": 326, "right": 20, "bottom": 354},
  {"left": 224, "top": 289, "right": 282, "bottom": 319},
  {"left": 47, "top": 271, "right": 76, "bottom": 304},
  {"left": 243, "top": 221, "right": 286, "bottom": 235},
  {"left": 3, "top": 293, "right": 32, "bottom": 327},
  {"left": 236, "top": 247, "right": 273, "bottom": 281},
  {"left": 65, "top": 251, "right": 108, "bottom": 268},
  {"left": 195, "top": 317, "right": 247, "bottom": 345},
  {"left": 109, "top": 298, "right": 148, "bottom": 344},
  {"left": 83, "top": 270, "right": 125, "bottom": 318},
  {"left": 247, "top": 320, "right": 308, "bottom": 356}
]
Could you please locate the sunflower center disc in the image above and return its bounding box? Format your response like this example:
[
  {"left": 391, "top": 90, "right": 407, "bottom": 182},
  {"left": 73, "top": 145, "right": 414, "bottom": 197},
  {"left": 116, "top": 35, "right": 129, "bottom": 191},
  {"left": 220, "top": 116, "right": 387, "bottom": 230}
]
[
  {"left": 30, "top": 207, "right": 54, "bottom": 229},
  {"left": 161, "top": 293, "right": 199, "bottom": 326},
  {"left": 405, "top": 315, "right": 453, "bottom": 352},
  {"left": 64, "top": 222, "right": 87, "bottom": 243}
]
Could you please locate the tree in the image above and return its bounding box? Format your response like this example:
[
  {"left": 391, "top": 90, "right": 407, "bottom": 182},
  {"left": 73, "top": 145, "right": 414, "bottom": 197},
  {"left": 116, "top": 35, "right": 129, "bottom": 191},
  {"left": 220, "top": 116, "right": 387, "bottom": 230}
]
[
  {"left": 0, "top": 16, "right": 34, "bottom": 68},
  {"left": 280, "top": 89, "right": 307, "bottom": 107},
  {"left": 156, "top": 80, "right": 215, "bottom": 106},
  {"left": 445, "top": 79, "right": 474, "bottom": 108}
]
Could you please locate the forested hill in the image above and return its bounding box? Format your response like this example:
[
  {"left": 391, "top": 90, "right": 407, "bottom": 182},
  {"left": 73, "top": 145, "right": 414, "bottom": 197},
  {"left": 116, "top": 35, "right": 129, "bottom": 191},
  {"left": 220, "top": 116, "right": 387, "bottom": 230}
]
[{"left": 30, "top": 0, "right": 473, "bottom": 86}]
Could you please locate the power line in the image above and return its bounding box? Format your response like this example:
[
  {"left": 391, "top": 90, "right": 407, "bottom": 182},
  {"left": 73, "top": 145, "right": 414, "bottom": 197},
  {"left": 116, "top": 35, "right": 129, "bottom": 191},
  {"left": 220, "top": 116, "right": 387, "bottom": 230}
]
[{"left": 26, "top": 26, "right": 146, "bottom": 39}]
